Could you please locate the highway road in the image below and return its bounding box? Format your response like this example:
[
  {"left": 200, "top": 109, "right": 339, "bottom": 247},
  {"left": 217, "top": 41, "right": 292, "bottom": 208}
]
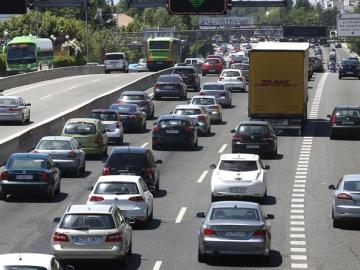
[{"left": 0, "top": 46, "right": 360, "bottom": 270}]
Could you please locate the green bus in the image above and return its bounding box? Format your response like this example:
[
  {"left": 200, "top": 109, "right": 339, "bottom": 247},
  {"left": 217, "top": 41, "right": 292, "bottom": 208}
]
[
  {"left": 5, "top": 36, "right": 53, "bottom": 75},
  {"left": 146, "top": 37, "right": 182, "bottom": 71}
]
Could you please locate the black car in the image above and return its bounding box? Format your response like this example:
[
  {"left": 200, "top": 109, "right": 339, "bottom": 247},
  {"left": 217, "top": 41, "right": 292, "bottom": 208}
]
[
  {"left": 309, "top": 56, "right": 324, "bottom": 72},
  {"left": 103, "top": 147, "right": 162, "bottom": 192},
  {"left": 231, "top": 121, "right": 277, "bottom": 157},
  {"left": 117, "top": 91, "right": 155, "bottom": 119},
  {"left": 0, "top": 153, "right": 61, "bottom": 201},
  {"left": 152, "top": 115, "right": 199, "bottom": 150},
  {"left": 327, "top": 105, "right": 360, "bottom": 139},
  {"left": 172, "top": 66, "right": 200, "bottom": 91},
  {"left": 153, "top": 74, "right": 187, "bottom": 100},
  {"left": 339, "top": 59, "right": 360, "bottom": 79},
  {"left": 109, "top": 103, "right": 147, "bottom": 132}
]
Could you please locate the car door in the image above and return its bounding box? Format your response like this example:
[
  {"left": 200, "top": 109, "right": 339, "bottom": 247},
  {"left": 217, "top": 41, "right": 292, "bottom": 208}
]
[
  {"left": 145, "top": 93, "right": 154, "bottom": 114},
  {"left": 139, "top": 178, "right": 153, "bottom": 215},
  {"left": 19, "top": 97, "right": 29, "bottom": 118},
  {"left": 48, "top": 158, "right": 60, "bottom": 186},
  {"left": 147, "top": 150, "right": 159, "bottom": 185},
  {"left": 71, "top": 138, "right": 85, "bottom": 167},
  {"left": 98, "top": 122, "right": 108, "bottom": 149},
  {"left": 115, "top": 209, "right": 131, "bottom": 248}
]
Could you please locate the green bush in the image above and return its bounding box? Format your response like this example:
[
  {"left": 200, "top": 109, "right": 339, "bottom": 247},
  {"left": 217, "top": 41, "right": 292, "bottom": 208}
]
[
  {"left": 53, "top": 54, "right": 76, "bottom": 67},
  {"left": 75, "top": 55, "right": 86, "bottom": 66},
  {"left": 0, "top": 54, "right": 6, "bottom": 73}
]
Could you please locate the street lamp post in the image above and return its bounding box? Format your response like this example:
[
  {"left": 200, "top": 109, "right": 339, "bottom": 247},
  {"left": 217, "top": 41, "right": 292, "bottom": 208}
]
[{"left": 3, "top": 31, "right": 8, "bottom": 45}]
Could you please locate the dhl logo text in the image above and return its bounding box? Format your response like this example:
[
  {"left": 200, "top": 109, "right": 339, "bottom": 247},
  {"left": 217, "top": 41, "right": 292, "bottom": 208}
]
[{"left": 255, "top": 80, "right": 296, "bottom": 87}]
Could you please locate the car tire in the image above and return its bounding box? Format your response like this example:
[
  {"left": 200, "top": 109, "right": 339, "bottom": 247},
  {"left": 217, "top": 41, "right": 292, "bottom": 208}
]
[
  {"left": 211, "top": 194, "right": 217, "bottom": 202},
  {"left": 198, "top": 248, "right": 206, "bottom": 263},
  {"left": 339, "top": 75, "right": 342, "bottom": 79},
  {"left": 156, "top": 179, "right": 160, "bottom": 193},
  {"left": 0, "top": 192, "right": 7, "bottom": 201},
  {"left": 207, "top": 125, "right": 211, "bottom": 136},
  {"left": 47, "top": 186, "right": 55, "bottom": 201},
  {"left": 74, "top": 164, "right": 80, "bottom": 178},
  {"left": 26, "top": 113, "right": 30, "bottom": 123},
  {"left": 333, "top": 219, "right": 342, "bottom": 228},
  {"left": 202, "top": 72, "right": 206, "bottom": 76},
  {"left": 81, "top": 161, "right": 86, "bottom": 173},
  {"left": 55, "top": 181, "right": 61, "bottom": 195},
  {"left": 148, "top": 207, "right": 153, "bottom": 221},
  {"left": 20, "top": 113, "right": 25, "bottom": 125}
]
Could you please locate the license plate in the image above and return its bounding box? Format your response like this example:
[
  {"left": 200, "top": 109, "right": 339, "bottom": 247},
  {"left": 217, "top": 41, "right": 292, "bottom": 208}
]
[
  {"left": 230, "top": 187, "right": 247, "bottom": 193},
  {"left": 164, "top": 86, "right": 173, "bottom": 89},
  {"left": 226, "top": 231, "right": 245, "bottom": 237},
  {"left": 74, "top": 236, "right": 102, "bottom": 244},
  {"left": 342, "top": 121, "right": 354, "bottom": 125},
  {"left": 209, "top": 69, "right": 215, "bottom": 72},
  {"left": 246, "top": 145, "right": 259, "bottom": 149},
  {"left": 120, "top": 115, "right": 128, "bottom": 120},
  {"left": 16, "top": 175, "right": 33, "bottom": 180},
  {"left": 166, "top": 130, "right": 179, "bottom": 134},
  {"left": 346, "top": 72, "right": 353, "bottom": 75}
]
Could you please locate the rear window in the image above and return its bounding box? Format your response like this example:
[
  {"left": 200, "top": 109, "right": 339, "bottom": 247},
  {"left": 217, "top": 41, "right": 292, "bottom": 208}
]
[
  {"left": 238, "top": 125, "right": 268, "bottom": 135},
  {"left": 205, "top": 59, "right": 220, "bottom": 64},
  {"left": 64, "top": 122, "right": 97, "bottom": 135},
  {"left": 173, "top": 68, "right": 194, "bottom": 74},
  {"left": 109, "top": 104, "right": 138, "bottom": 113},
  {"left": 158, "top": 75, "right": 180, "bottom": 83},
  {"left": 0, "top": 98, "right": 19, "bottom": 106},
  {"left": 60, "top": 214, "right": 115, "bottom": 230},
  {"left": 335, "top": 109, "right": 360, "bottom": 117},
  {"left": 192, "top": 98, "right": 215, "bottom": 105},
  {"left": 121, "top": 95, "right": 146, "bottom": 101},
  {"left": 342, "top": 60, "right": 358, "bottom": 66},
  {"left": 106, "top": 153, "right": 146, "bottom": 169},
  {"left": 343, "top": 181, "right": 360, "bottom": 191},
  {"left": 95, "top": 182, "right": 139, "bottom": 195},
  {"left": 149, "top": 41, "right": 169, "bottom": 50},
  {"left": 210, "top": 207, "right": 260, "bottom": 221},
  {"left": 105, "top": 54, "right": 124, "bottom": 60},
  {"left": 222, "top": 71, "right": 240, "bottom": 77},
  {"left": 91, "top": 112, "right": 117, "bottom": 121},
  {"left": 174, "top": 109, "right": 202, "bottom": 115},
  {"left": 159, "top": 119, "right": 188, "bottom": 128},
  {"left": 202, "top": 90, "right": 224, "bottom": 96},
  {"left": 202, "top": 84, "right": 225, "bottom": 90},
  {"left": 37, "top": 140, "right": 71, "bottom": 150},
  {"left": 7, "top": 158, "right": 47, "bottom": 170},
  {"left": 231, "top": 55, "right": 244, "bottom": 61},
  {"left": 219, "top": 160, "right": 258, "bottom": 172}
]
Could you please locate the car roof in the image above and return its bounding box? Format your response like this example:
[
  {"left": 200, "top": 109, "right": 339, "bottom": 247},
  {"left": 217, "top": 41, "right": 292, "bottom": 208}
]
[
  {"left": 0, "top": 253, "right": 53, "bottom": 267},
  {"left": 221, "top": 69, "right": 241, "bottom": 72},
  {"left": 91, "top": 109, "right": 117, "bottom": 113},
  {"left": 239, "top": 120, "right": 269, "bottom": 125},
  {"left": 212, "top": 201, "right": 260, "bottom": 209},
  {"left": 111, "top": 146, "right": 147, "bottom": 154},
  {"left": 10, "top": 153, "right": 49, "bottom": 159},
  {"left": 39, "top": 136, "right": 74, "bottom": 141},
  {"left": 175, "top": 104, "right": 203, "bottom": 110},
  {"left": 220, "top": 153, "right": 260, "bottom": 161},
  {"left": 343, "top": 174, "right": 360, "bottom": 181},
  {"left": 66, "top": 204, "right": 115, "bottom": 214},
  {"left": 66, "top": 118, "right": 100, "bottom": 124},
  {"left": 121, "top": 91, "right": 146, "bottom": 95},
  {"left": 158, "top": 114, "right": 190, "bottom": 120},
  {"left": 334, "top": 105, "right": 360, "bottom": 109},
  {"left": 97, "top": 175, "right": 142, "bottom": 183}
]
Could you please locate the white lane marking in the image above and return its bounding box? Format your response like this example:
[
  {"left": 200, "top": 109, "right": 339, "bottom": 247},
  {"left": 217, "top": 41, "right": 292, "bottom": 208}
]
[
  {"left": 197, "top": 170, "right": 208, "bottom": 183},
  {"left": 218, "top": 144, "right": 227, "bottom": 153},
  {"left": 290, "top": 234, "right": 306, "bottom": 238},
  {"left": 297, "top": 164, "right": 308, "bottom": 168},
  {"left": 295, "top": 171, "right": 307, "bottom": 175},
  {"left": 141, "top": 142, "right": 149, "bottom": 148},
  {"left": 296, "top": 168, "right": 308, "bottom": 171},
  {"left": 40, "top": 94, "right": 52, "bottom": 100},
  {"left": 291, "top": 209, "right": 304, "bottom": 214},
  {"left": 293, "top": 193, "right": 305, "bottom": 197},
  {"left": 68, "top": 85, "right": 79, "bottom": 90},
  {"left": 290, "top": 227, "right": 305, "bottom": 232},
  {"left": 153, "top": 261, "right": 162, "bottom": 270},
  {"left": 291, "top": 255, "right": 307, "bottom": 260},
  {"left": 291, "top": 263, "right": 308, "bottom": 269},
  {"left": 175, "top": 207, "right": 187, "bottom": 223},
  {"left": 291, "top": 221, "right": 305, "bottom": 225},
  {"left": 290, "top": 241, "right": 306, "bottom": 245},
  {"left": 293, "top": 189, "right": 305, "bottom": 193},
  {"left": 291, "top": 247, "right": 307, "bottom": 252},
  {"left": 291, "top": 198, "right": 305, "bottom": 203},
  {"left": 291, "top": 204, "right": 304, "bottom": 208},
  {"left": 298, "top": 161, "right": 309, "bottom": 164},
  {"left": 91, "top": 79, "right": 101, "bottom": 83},
  {"left": 294, "top": 184, "right": 306, "bottom": 188}
]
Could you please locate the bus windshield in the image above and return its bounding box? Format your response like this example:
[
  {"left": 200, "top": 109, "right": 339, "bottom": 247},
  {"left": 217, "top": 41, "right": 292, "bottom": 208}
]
[
  {"left": 7, "top": 43, "right": 36, "bottom": 64},
  {"left": 149, "top": 41, "right": 169, "bottom": 50}
]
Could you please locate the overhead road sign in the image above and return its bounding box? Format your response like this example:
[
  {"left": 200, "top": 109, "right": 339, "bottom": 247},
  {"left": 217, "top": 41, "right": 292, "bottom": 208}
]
[
  {"left": 232, "top": 0, "right": 292, "bottom": 7},
  {"left": 166, "top": 0, "right": 227, "bottom": 15},
  {"left": 32, "top": 0, "right": 85, "bottom": 8},
  {"left": 0, "top": 0, "right": 26, "bottom": 14},
  {"left": 283, "top": 25, "right": 328, "bottom": 38},
  {"left": 337, "top": 13, "right": 360, "bottom": 37}
]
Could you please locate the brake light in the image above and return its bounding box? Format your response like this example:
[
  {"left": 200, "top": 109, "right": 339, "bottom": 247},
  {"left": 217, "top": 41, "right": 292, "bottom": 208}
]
[
  {"left": 129, "top": 195, "right": 145, "bottom": 202},
  {"left": 67, "top": 150, "right": 76, "bottom": 158},
  {"left": 0, "top": 171, "right": 9, "bottom": 181},
  {"left": 89, "top": 195, "right": 104, "bottom": 202},
  {"left": 9, "top": 107, "right": 21, "bottom": 112},
  {"left": 210, "top": 105, "right": 219, "bottom": 109},
  {"left": 144, "top": 168, "right": 152, "bottom": 177},
  {"left": 95, "top": 137, "right": 103, "bottom": 146},
  {"left": 198, "top": 115, "right": 206, "bottom": 121},
  {"left": 337, "top": 193, "right": 353, "bottom": 200},
  {"left": 103, "top": 166, "right": 110, "bottom": 175},
  {"left": 233, "top": 133, "right": 243, "bottom": 141},
  {"left": 154, "top": 83, "right": 160, "bottom": 88},
  {"left": 331, "top": 115, "right": 336, "bottom": 125},
  {"left": 52, "top": 232, "right": 69, "bottom": 242},
  {"left": 40, "top": 172, "right": 49, "bottom": 182},
  {"left": 199, "top": 92, "right": 206, "bottom": 96},
  {"left": 253, "top": 230, "right": 266, "bottom": 238},
  {"left": 105, "top": 232, "right": 122, "bottom": 242},
  {"left": 185, "top": 126, "right": 193, "bottom": 132},
  {"left": 153, "top": 126, "right": 160, "bottom": 132},
  {"left": 237, "top": 76, "right": 244, "bottom": 81},
  {"left": 263, "top": 133, "right": 274, "bottom": 141},
  {"left": 219, "top": 76, "right": 224, "bottom": 81},
  {"left": 203, "top": 227, "right": 216, "bottom": 236}
]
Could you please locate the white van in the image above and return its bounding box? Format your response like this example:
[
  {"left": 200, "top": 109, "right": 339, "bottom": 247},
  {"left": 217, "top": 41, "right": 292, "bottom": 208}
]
[{"left": 104, "top": 52, "right": 129, "bottom": 73}]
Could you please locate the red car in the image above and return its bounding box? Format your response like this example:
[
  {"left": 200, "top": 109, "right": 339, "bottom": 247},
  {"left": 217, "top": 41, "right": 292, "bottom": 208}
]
[
  {"left": 206, "top": 55, "right": 225, "bottom": 65},
  {"left": 201, "top": 58, "right": 223, "bottom": 76}
]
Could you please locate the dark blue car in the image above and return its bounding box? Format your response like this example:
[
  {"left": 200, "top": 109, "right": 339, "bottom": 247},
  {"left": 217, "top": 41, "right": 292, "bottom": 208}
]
[{"left": 0, "top": 153, "right": 61, "bottom": 201}]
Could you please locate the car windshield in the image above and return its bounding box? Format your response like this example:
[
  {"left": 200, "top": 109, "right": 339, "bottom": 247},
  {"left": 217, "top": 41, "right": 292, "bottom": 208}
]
[
  {"left": 109, "top": 104, "right": 139, "bottom": 113},
  {"left": 106, "top": 153, "right": 146, "bottom": 169},
  {"left": 7, "top": 158, "right": 47, "bottom": 170},
  {"left": 210, "top": 207, "right": 260, "bottom": 221},
  {"left": 238, "top": 125, "right": 268, "bottom": 136},
  {"left": 60, "top": 214, "right": 115, "bottom": 230},
  {"left": 0, "top": 98, "right": 19, "bottom": 106},
  {"left": 173, "top": 69, "right": 194, "bottom": 74},
  {"left": 219, "top": 160, "right": 258, "bottom": 172},
  {"left": 37, "top": 140, "right": 71, "bottom": 150},
  {"left": 95, "top": 182, "right": 139, "bottom": 195},
  {"left": 121, "top": 95, "right": 146, "bottom": 101},
  {"left": 91, "top": 112, "right": 117, "bottom": 121},
  {"left": 159, "top": 119, "right": 188, "bottom": 128},
  {"left": 64, "top": 123, "right": 96, "bottom": 135},
  {"left": 192, "top": 98, "right": 215, "bottom": 105},
  {"left": 335, "top": 109, "right": 360, "bottom": 118},
  {"left": 342, "top": 60, "right": 358, "bottom": 66},
  {"left": 343, "top": 181, "right": 360, "bottom": 191},
  {"left": 202, "top": 84, "right": 225, "bottom": 90},
  {"left": 158, "top": 76, "right": 179, "bottom": 83},
  {"left": 222, "top": 71, "right": 240, "bottom": 77},
  {"left": 202, "top": 90, "right": 224, "bottom": 96},
  {"left": 174, "top": 109, "right": 202, "bottom": 115},
  {"left": 2, "top": 267, "right": 47, "bottom": 270}
]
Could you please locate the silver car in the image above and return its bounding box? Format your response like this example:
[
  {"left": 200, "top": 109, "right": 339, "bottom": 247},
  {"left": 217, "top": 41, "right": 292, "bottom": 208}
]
[
  {"left": 218, "top": 69, "right": 246, "bottom": 92},
  {"left": 190, "top": 95, "right": 223, "bottom": 124},
  {"left": 0, "top": 96, "right": 31, "bottom": 124},
  {"left": 52, "top": 204, "right": 133, "bottom": 263},
  {"left": 34, "top": 136, "right": 86, "bottom": 177},
  {"left": 90, "top": 109, "right": 124, "bottom": 144},
  {"left": 329, "top": 174, "right": 360, "bottom": 227},
  {"left": 197, "top": 201, "right": 273, "bottom": 263},
  {"left": 117, "top": 91, "right": 155, "bottom": 119},
  {"left": 199, "top": 89, "right": 232, "bottom": 108},
  {"left": 172, "top": 104, "right": 211, "bottom": 135}
]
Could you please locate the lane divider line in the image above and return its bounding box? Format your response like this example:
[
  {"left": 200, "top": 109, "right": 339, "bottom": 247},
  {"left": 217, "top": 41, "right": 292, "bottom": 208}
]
[
  {"left": 153, "top": 261, "right": 162, "bottom": 270},
  {"left": 40, "top": 95, "right": 52, "bottom": 100},
  {"left": 68, "top": 85, "right": 79, "bottom": 90},
  {"left": 175, "top": 207, "right": 187, "bottom": 223},
  {"left": 197, "top": 170, "right": 209, "bottom": 183},
  {"left": 141, "top": 142, "right": 149, "bottom": 148},
  {"left": 218, "top": 144, "right": 227, "bottom": 153}
]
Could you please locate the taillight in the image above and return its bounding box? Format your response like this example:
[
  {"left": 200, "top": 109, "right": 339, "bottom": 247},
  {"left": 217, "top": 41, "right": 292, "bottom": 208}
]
[
  {"left": 67, "top": 150, "right": 76, "bottom": 158},
  {"left": 203, "top": 227, "right": 216, "bottom": 236},
  {"left": 210, "top": 105, "right": 219, "bottom": 109},
  {"left": 0, "top": 171, "right": 9, "bottom": 181},
  {"left": 89, "top": 195, "right": 104, "bottom": 202},
  {"left": 40, "top": 172, "right": 49, "bottom": 182},
  {"left": 331, "top": 115, "right": 336, "bottom": 125},
  {"left": 52, "top": 232, "right": 69, "bottom": 242},
  {"left": 9, "top": 107, "right": 21, "bottom": 112},
  {"left": 263, "top": 133, "right": 274, "bottom": 141},
  {"left": 103, "top": 166, "right": 110, "bottom": 175},
  {"left": 199, "top": 92, "right": 206, "bottom": 96},
  {"left": 337, "top": 193, "right": 353, "bottom": 200},
  {"left": 253, "top": 230, "right": 266, "bottom": 238},
  {"left": 185, "top": 126, "right": 193, "bottom": 132},
  {"left": 154, "top": 83, "right": 160, "bottom": 88},
  {"left": 237, "top": 76, "right": 244, "bottom": 81},
  {"left": 219, "top": 76, "right": 224, "bottom": 81},
  {"left": 144, "top": 168, "right": 152, "bottom": 177},
  {"left": 233, "top": 133, "right": 243, "bottom": 141},
  {"left": 198, "top": 115, "right": 206, "bottom": 121},
  {"left": 105, "top": 232, "right": 122, "bottom": 242},
  {"left": 95, "top": 137, "right": 103, "bottom": 145},
  {"left": 153, "top": 126, "right": 160, "bottom": 132},
  {"left": 129, "top": 195, "right": 145, "bottom": 202}
]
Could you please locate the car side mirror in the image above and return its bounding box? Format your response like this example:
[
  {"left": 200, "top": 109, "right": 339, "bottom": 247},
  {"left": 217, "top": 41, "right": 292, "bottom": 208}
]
[
  {"left": 264, "top": 165, "right": 270, "bottom": 170},
  {"left": 53, "top": 217, "right": 61, "bottom": 223},
  {"left": 210, "top": 164, "right": 216, "bottom": 169},
  {"left": 148, "top": 186, "right": 156, "bottom": 194},
  {"left": 265, "top": 214, "right": 274, "bottom": 220},
  {"left": 25, "top": 103, "right": 31, "bottom": 106},
  {"left": 326, "top": 114, "right": 331, "bottom": 118},
  {"left": 328, "top": 184, "right": 336, "bottom": 190},
  {"left": 125, "top": 216, "right": 136, "bottom": 224},
  {"left": 230, "top": 129, "right": 236, "bottom": 133},
  {"left": 156, "top": 159, "right": 162, "bottom": 164},
  {"left": 196, "top": 212, "right": 206, "bottom": 218},
  {"left": 87, "top": 186, "right": 94, "bottom": 191}
]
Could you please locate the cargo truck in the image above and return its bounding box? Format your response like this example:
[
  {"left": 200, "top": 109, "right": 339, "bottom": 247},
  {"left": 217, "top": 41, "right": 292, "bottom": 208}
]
[{"left": 248, "top": 42, "right": 309, "bottom": 135}]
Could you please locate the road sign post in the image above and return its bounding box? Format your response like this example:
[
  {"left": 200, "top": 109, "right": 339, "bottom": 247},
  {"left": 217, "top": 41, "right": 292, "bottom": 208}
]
[{"left": 337, "top": 13, "right": 360, "bottom": 37}]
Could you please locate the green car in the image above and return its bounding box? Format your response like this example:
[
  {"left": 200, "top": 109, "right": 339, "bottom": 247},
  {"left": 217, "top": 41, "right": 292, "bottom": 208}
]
[{"left": 61, "top": 118, "right": 108, "bottom": 159}]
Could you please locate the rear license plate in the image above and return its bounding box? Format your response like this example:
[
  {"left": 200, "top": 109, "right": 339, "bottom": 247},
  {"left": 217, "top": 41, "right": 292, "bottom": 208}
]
[
  {"left": 226, "top": 231, "right": 245, "bottom": 237},
  {"left": 346, "top": 72, "right": 353, "bottom": 75},
  {"left": 74, "top": 236, "right": 102, "bottom": 244},
  {"left": 163, "top": 86, "right": 173, "bottom": 89},
  {"left": 246, "top": 145, "right": 259, "bottom": 149},
  {"left": 120, "top": 116, "right": 128, "bottom": 120},
  {"left": 166, "top": 130, "right": 179, "bottom": 134},
  {"left": 16, "top": 175, "right": 33, "bottom": 180},
  {"left": 209, "top": 69, "right": 215, "bottom": 72},
  {"left": 342, "top": 121, "right": 354, "bottom": 125},
  {"left": 230, "top": 187, "right": 247, "bottom": 193}
]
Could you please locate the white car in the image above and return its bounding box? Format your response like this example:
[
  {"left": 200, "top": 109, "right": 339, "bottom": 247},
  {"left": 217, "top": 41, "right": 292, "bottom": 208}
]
[
  {"left": 0, "top": 253, "right": 74, "bottom": 270},
  {"left": 218, "top": 69, "right": 246, "bottom": 92},
  {"left": 210, "top": 154, "right": 270, "bottom": 202},
  {"left": 190, "top": 95, "right": 223, "bottom": 123},
  {"left": 87, "top": 175, "right": 154, "bottom": 223}
]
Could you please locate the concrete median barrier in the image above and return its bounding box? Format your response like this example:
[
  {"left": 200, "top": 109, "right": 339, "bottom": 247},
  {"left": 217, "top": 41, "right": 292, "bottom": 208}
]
[{"left": 0, "top": 68, "right": 172, "bottom": 164}]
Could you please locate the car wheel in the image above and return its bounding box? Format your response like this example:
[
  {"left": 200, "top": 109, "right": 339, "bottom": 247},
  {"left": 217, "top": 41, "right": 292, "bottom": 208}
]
[
  {"left": 74, "top": 164, "right": 80, "bottom": 178},
  {"left": 47, "top": 186, "right": 55, "bottom": 201},
  {"left": 81, "top": 161, "right": 86, "bottom": 173},
  {"left": 211, "top": 194, "right": 217, "bottom": 202},
  {"left": 0, "top": 192, "right": 7, "bottom": 201},
  {"left": 339, "top": 75, "right": 342, "bottom": 79},
  {"left": 128, "top": 241, "right": 132, "bottom": 256},
  {"left": 333, "top": 219, "right": 342, "bottom": 228},
  {"left": 20, "top": 113, "right": 25, "bottom": 124},
  {"left": 198, "top": 248, "right": 206, "bottom": 263},
  {"left": 148, "top": 207, "right": 153, "bottom": 221},
  {"left": 26, "top": 113, "right": 30, "bottom": 123},
  {"left": 55, "top": 181, "right": 61, "bottom": 195},
  {"left": 207, "top": 125, "right": 211, "bottom": 136},
  {"left": 143, "top": 121, "right": 147, "bottom": 132},
  {"left": 156, "top": 179, "right": 160, "bottom": 192}
]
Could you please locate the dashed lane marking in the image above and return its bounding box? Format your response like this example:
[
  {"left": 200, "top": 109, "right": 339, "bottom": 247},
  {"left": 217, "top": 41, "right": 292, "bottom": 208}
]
[
  {"left": 68, "top": 85, "right": 79, "bottom": 90},
  {"left": 218, "top": 144, "right": 227, "bottom": 153},
  {"left": 197, "top": 170, "right": 209, "bottom": 183},
  {"left": 175, "top": 207, "right": 187, "bottom": 223},
  {"left": 40, "top": 95, "right": 52, "bottom": 100},
  {"left": 153, "top": 261, "right": 162, "bottom": 270}
]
